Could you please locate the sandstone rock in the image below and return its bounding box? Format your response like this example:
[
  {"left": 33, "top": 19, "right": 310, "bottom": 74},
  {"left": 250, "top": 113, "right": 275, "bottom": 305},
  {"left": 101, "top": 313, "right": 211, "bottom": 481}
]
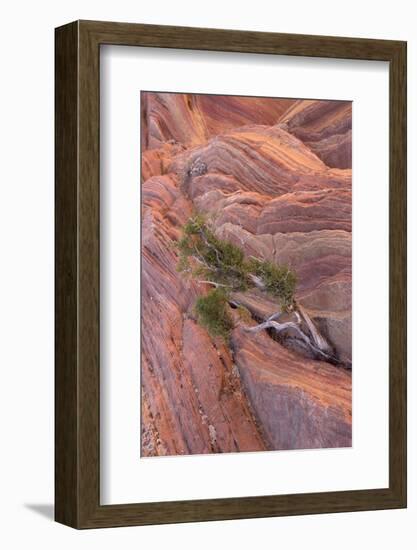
[
  {"left": 141, "top": 143, "right": 185, "bottom": 182},
  {"left": 141, "top": 95, "right": 352, "bottom": 456},
  {"left": 257, "top": 189, "right": 352, "bottom": 234},
  {"left": 278, "top": 99, "right": 352, "bottom": 168},
  {"left": 232, "top": 324, "right": 352, "bottom": 450},
  {"left": 141, "top": 91, "right": 296, "bottom": 150},
  {"left": 141, "top": 173, "right": 267, "bottom": 455}
]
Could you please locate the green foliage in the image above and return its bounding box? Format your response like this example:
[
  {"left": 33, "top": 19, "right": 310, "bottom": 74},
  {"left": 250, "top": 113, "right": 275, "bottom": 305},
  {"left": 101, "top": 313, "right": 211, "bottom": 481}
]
[
  {"left": 177, "top": 215, "right": 297, "bottom": 338},
  {"left": 195, "top": 289, "right": 234, "bottom": 341},
  {"left": 236, "top": 305, "right": 252, "bottom": 323},
  {"left": 248, "top": 258, "right": 297, "bottom": 308},
  {"left": 183, "top": 214, "right": 206, "bottom": 235},
  {"left": 177, "top": 215, "right": 250, "bottom": 291}
]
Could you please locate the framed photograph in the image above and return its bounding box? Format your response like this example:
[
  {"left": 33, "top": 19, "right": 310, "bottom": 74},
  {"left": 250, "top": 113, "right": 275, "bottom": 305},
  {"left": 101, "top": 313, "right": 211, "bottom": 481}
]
[{"left": 55, "top": 20, "right": 407, "bottom": 528}]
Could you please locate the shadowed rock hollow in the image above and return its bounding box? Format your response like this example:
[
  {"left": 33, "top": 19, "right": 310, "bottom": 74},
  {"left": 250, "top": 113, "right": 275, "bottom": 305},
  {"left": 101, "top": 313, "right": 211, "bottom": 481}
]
[{"left": 141, "top": 92, "right": 352, "bottom": 456}]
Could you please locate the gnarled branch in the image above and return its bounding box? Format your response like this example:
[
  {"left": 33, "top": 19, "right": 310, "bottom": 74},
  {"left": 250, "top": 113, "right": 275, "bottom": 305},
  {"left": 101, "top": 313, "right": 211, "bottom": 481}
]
[
  {"left": 198, "top": 280, "right": 229, "bottom": 288},
  {"left": 244, "top": 318, "right": 335, "bottom": 363}
]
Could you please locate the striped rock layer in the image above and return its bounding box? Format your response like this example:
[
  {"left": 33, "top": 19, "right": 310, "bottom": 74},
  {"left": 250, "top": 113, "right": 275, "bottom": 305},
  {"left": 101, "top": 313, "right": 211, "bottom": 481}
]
[{"left": 141, "top": 93, "right": 352, "bottom": 456}]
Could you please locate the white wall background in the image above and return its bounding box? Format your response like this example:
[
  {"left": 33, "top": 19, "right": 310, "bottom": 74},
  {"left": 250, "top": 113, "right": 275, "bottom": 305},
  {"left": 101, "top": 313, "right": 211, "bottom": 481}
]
[{"left": 0, "top": 0, "right": 415, "bottom": 548}]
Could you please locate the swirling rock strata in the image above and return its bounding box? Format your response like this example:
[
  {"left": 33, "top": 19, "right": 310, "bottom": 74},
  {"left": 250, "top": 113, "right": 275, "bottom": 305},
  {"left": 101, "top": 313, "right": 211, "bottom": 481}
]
[
  {"left": 278, "top": 99, "right": 352, "bottom": 168},
  {"left": 141, "top": 91, "right": 295, "bottom": 150},
  {"left": 232, "top": 323, "right": 352, "bottom": 449},
  {"left": 141, "top": 94, "right": 352, "bottom": 456},
  {"left": 141, "top": 174, "right": 267, "bottom": 456}
]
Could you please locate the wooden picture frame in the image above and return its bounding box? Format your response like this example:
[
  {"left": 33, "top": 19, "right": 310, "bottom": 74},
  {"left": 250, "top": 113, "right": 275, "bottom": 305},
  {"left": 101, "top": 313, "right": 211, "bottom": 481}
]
[{"left": 55, "top": 20, "right": 407, "bottom": 528}]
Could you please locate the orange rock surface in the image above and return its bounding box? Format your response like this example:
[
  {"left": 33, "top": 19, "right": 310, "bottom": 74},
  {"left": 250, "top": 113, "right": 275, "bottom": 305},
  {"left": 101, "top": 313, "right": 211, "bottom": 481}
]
[{"left": 141, "top": 93, "right": 352, "bottom": 456}]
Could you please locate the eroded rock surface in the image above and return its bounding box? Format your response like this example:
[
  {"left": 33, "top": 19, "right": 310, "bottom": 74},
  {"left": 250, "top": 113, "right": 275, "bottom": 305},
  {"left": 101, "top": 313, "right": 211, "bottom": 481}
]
[
  {"left": 278, "top": 99, "right": 352, "bottom": 168},
  {"left": 141, "top": 94, "right": 352, "bottom": 456},
  {"left": 232, "top": 322, "right": 352, "bottom": 449}
]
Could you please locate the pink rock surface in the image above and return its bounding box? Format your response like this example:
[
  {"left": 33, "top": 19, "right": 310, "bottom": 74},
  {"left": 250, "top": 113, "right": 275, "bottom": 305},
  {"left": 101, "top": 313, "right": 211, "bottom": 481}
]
[
  {"left": 278, "top": 99, "right": 352, "bottom": 168},
  {"left": 141, "top": 92, "right": 295, "bottom": 150},
  {"left": 232, "top": 323, "right": 352, "bottom": 450},
  {"left": 141, "top": 174, "right": 267, "bottom": 456},
  {"left": 141, "top": 94, "right": 352, "bottom": 456}
]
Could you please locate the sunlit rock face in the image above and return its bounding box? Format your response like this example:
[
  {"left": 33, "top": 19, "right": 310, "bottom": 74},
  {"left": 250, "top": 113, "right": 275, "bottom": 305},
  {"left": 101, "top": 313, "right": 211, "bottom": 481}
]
[
  {"left": 141, "top": 93, "right": 352, "bottom": 456},
  {"left": 277, "top": 99, "right": 352, "bottom": 168},
  {"left": 141, "top": 92, "right": 294, "bottom": 150}
]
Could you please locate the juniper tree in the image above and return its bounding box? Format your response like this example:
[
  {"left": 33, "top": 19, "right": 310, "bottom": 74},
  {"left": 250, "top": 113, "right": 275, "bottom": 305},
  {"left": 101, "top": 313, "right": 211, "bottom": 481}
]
[{"left": 177, "top": 214, "right": 338, "bottom": 365}]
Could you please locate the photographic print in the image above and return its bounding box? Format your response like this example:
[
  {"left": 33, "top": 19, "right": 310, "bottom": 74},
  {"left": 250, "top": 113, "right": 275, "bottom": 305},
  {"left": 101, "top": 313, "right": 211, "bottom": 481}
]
[{"left": 141, "top": 92, "right": 352, "bottom": 457}]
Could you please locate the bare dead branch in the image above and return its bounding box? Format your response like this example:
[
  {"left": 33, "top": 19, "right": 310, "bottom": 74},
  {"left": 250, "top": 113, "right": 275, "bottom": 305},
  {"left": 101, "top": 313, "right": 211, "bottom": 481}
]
[
  {"left": 199, "top": 229, "right": 222, "bottom": 265},
  {"left": 297, "top": 303, "right": 331, "bottom": 353},
  {"left": 248, "top": 273, "right": 265, "bottom": 290},
  {"left": 198, "top": 280, "right": 229, "bottom": 288},
  {"left": 245, "top": 318, "right": 335, "bottom": 362}
]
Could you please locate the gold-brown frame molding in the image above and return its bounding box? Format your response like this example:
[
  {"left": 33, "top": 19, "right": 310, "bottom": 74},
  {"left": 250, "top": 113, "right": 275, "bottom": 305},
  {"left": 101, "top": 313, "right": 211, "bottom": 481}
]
[{"left": 55, "top": 19, "right": 407, "bottom": 528}]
